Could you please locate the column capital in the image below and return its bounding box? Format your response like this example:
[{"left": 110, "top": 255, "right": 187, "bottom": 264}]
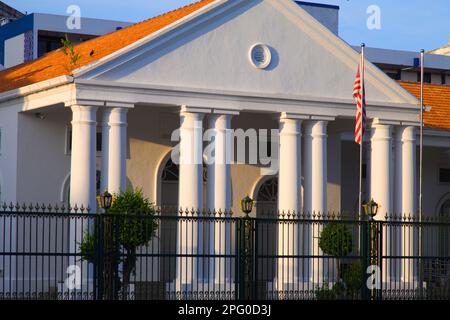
[
  {"left": 304, "top": 120, "right": 328, "bottom": 138},
  {"left": 70, "top": 105, "right": 98, "bottom": 125},
  {"left": 180, "top": 105, "right": 211, "bottom": 115},
  {"left": 108, "top": 107, "right": 128, "bottom": 127},
  {"left": 395, "top": 126, "right": 417, "bottom": 142},
  {"left": 212, "top": 109, "right": 240, "bottom": 116},
  {"left": 371, "top": 123, "right": 393, "bottom": 142},
  {"left": 280, "top": 112, "right": 309, "bottom": 121},
  {"left": 70, "top": 104, "right": 98, "bottom": 112},
  {"left": 65, "top": 100, "right": 134, "bottom": 109}
]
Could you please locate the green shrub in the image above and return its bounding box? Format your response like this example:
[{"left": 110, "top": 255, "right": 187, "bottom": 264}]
[
  {"left": 79, "top": 188, "right": 158, "bottom": 299},
  {"left": 342, "top": 262, "right": 364, "bottom": 294},
  {"left": 319, "top": 223, "right": 353, "bottom": 257},
  {"left": 315, "top": 282, "right": 345, "bottom": 300},
  {"left": 108, "top": 189, "right": 158, "bottom": 250},
  {"left": 316, "top": 223, "right": 362, "bottom": 300}
]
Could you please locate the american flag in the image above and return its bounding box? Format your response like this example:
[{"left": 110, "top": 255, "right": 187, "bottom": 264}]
[{"left": 353, "top": 56, "right": 366, "bottom": 145}]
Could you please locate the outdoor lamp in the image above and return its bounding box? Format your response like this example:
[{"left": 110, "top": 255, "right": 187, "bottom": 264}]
[
  {"left": 241, "top": 195, "right": 254, "bottom": 216},
  {"left": 363, "top": 199, "right": 379, "bottom": 219},
  {"left": 97, "top": 191, "right": 113, "bottom": 212}
]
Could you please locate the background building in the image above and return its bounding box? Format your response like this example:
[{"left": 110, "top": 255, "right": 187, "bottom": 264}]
[
  {"left": 0, "top": 2, "right": 131, "bottom": 70},
  {"left": 0, "top": 0, "right": 23, "bottom": 26}
]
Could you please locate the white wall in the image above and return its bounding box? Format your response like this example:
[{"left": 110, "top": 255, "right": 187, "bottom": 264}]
[
  {"left": 422, "top": 146, "right": 450, "bottom": 216},
  {"left": 0, "top": 102, "right": 20, "bottom": 203},
  {"left": 16, "top": 108, "right": 73, "bottom": 204},
  {"left": 401, "top": 70, "right": 417, "bottom": 82},
  {"left": 4, "top": 33, "right": 24, "bottom": 68}
]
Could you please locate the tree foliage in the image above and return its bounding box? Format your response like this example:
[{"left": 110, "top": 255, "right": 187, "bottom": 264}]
[
  {"left": 318, "top": 222, "right": 353, "bottom": 257},
  {"left": 79, "top": 189, "right": 157, "bottom": 298}
]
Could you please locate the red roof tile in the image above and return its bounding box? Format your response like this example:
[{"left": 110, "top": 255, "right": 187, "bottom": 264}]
[
  {"left": 398, "top": 81, "right": 450, "bottom": 131},
  {"left": 0, "top": 0, "right": 214, "bottom": 93}
]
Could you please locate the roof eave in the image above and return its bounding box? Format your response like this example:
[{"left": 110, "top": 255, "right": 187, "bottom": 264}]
[{"left": 0, "top": 75, "right": 74, "bottom": 105}]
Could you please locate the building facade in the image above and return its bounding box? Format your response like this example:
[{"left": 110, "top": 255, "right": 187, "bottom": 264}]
[{"left": 0, "top": 0, "right": 449, "bottom": 297}]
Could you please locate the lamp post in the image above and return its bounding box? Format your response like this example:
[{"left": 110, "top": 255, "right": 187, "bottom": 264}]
[
  {"left": 239, "top": 196, "right": 254, "bottom": 300},
  {"left": 363, "top": 199, "right": 379, "bottom": 221},
  {"left": 95, "top": 191, "right": 116, "bottom": 299},
  {"left": 97, "top": 191, "right": 113, "bottom": 214},
  {"left": 363, "top": 199, "right": 380, "bottom": 300},
  {"left": 241, "top": 195, "right": 254, "bottom": 217}
]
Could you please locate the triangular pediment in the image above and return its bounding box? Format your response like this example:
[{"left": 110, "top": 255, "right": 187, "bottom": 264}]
[{"left": 76, "top": 0, "right": 418, "bottom": 107}]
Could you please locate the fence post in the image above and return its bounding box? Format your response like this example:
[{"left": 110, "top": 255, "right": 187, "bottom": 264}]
[
  {"left": 361, "top": 218, "right": 370, "bottom": 300},
  {"left": 237, "top": 218, "right": 245, "bottom": 300},
  {"left": 376, "top": 221, "right": 383, "bottom": 300},
  {"left": 94, "top": 214, "right": 105, "bottom": 300}
]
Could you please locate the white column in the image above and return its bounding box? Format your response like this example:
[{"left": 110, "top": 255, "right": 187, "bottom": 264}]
[
  {"left": 179, "top": 110, "right": 204, "bottom": 210},
  {"left": 396, "top": 126, "right": 418, "bottom": 283},
  {"left": 69, "top": 105, "right": 98, "bottom": 210},
  {"left": 206, "top": 113, "right": 233, "bottom": 288},
  {"left": 304, "top": 121, "right": 328, "bottom": 214},
  {"left": 107, "top": 108, "right": 128, "bottom": 194},
  {"left": 100, "top": 109, "right": 111, "bottom": 194},
  {"left": 206, "top": 114, "right": 232, "bottom": 211},
  {"left": 370, "top": 123, "right": 393, "bottom": 284},
  {"left": 304, "top": 120, "right": 328, "bottom": 284},
  {"left": 371, "top": 123, "right": 393, "bottom": 218},
  {"left": 276, "top": 114, "right": 302, "bottom": 294},
  {"left": 176, "top": 108, "right": 204, "bottom": 294},
  {"left": 68, "top": 105, "right": 97, "bottom": 294}
]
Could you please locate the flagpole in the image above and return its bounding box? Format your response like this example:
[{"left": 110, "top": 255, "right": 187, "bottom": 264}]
[
  {"left": 358, "top": 43, "right": 365, "bottom": 220},
  {"left": 419, "top": 49, "right": 424, "bottom": 223},
  {"left": 419, "top": 49, "right": 424, "bottom": 290}
]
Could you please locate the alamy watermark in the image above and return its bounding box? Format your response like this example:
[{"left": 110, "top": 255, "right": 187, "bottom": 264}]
[
  {"left": 367, "top": 5, "right": 382, "bottom": 30},
  {"left": 170, "top": 123, "right": 280, "bottom": 176},
  {"left": 66, "top": 5, "right": 81, "bottom": 30}
]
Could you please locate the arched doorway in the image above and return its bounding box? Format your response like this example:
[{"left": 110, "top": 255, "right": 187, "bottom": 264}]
[
  {"left": 158, "top": 155, "right": 208, "bottom": 284},
  {"left": 253, "top": 176, "right": 278, "bottom": 294},
  {"left": 438, "top": 195, "right": 450, "bottom": 258}
]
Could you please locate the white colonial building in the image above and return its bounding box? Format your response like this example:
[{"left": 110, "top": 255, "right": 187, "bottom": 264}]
[{"left": 0, "top": 0, "right": 449, "bottom": 298}]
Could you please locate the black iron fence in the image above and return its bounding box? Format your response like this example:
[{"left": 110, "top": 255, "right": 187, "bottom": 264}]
[{"left": 0, "top": 203, "right": 448, "bottom": 300}]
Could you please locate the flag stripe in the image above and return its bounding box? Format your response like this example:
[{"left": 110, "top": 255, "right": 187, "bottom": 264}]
[{"left": 353, "top": 58, "right": 366, "bottom": 145}]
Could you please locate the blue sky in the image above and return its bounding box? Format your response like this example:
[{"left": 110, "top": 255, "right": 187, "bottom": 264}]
[{"left": 4, "top": 0, "right": 449, "bottom": 52}]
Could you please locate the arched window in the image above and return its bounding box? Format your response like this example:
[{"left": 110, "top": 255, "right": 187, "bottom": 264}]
[
  {"left": 160, "top": 158, "right": 207, "bottom": 208},
  {"left": 254, "top": 176, "right": 278, "bottom": 216},
  {"left": 161, "top": 158, "right": 207, "bottom": 183},
  {"left": 256, "top": 177, "right": 278, "bottom": 202},
  {"left": 439, "top": 198, "right": 450, "bottom": 217},
  {"left": 64, "top": 170, "right": 102, "bottom": 206}
]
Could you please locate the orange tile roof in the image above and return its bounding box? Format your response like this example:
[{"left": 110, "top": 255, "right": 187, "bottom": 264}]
[
  {"left": 0, "top": 0, "right": 214, "bottom": 94},
  {"left": 398, "top": 81, "right": 450, "bottom": 131}
]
